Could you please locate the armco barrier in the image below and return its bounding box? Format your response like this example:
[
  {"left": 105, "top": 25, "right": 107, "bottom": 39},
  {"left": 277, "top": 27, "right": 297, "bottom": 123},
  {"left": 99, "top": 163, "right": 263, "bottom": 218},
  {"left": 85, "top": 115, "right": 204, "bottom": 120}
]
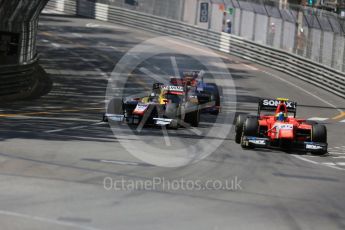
[{"left": 45, "top": 0, "right": 345, "bottom": 99}]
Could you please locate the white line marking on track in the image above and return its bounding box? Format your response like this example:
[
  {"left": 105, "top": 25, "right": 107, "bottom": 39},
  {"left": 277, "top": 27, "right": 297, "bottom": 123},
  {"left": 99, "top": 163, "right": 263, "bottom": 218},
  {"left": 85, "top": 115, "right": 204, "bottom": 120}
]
[
  {"left": 72, "top": 33, "right": 83, "bottom": 38},
  {"left": 170, "top": 56, "right": 180, "bottom": 77},
  {"left": 45, "top": 128, "right": 67, "bottom": 134},
  {"left": 242, "top": 63, "right": 258, "bottom": 71},
  {"left": 262, "top": 70, "right": 344, "bottom": 114},
  {"left": 292, "top": 155, "right": 319, "bottom": 165},
  {"left": 10, "top": 116, "right": 100, "bottom": 123},
  {"left": 0, "top": 210, "right": 100, "bottom": 230},
  {"left": 44, "top": 122, "right": 105, "bottom": 133},
  {"left": 51, "top": 43, "right": 61, "bottom": 48},
  {"left": 100, "top": 160, "right": 140, "bottom": 166},
  {"left": 329, "top": 152, "right": 345, "bottom": 155},
  {"left": 292, "top": 155, "right": 345, "bottom": 171},
  {"left": 337, "top": 162, "right": 345, "bottom": 166},
  {"left": 139, "top": 67, "right": 169, "bottom": 85},
  {"left": 332, "top": 156, "right": 345, "bottom": 159},
  {"left": 340, "top": 119, "right": 345, "bottom": 122},
  {"left": 307, "top": 117, "right": 329, "bottom": 121}
]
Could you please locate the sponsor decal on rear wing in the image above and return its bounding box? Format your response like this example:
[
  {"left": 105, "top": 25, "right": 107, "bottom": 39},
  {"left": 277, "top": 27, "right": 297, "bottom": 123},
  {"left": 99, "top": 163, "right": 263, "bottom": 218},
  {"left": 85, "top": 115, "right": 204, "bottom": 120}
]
[
  {"left": 181, "top": 70, "right": 205, "bottom": 78},
  {"left": 162, "top": 85, "right": 184, "bottom": 94},
  {"left": 259, "top": 99, "right": 297, "bottom": 113},
  {"left": 182, "top": 71, "right": 201, "bottom": 78}
]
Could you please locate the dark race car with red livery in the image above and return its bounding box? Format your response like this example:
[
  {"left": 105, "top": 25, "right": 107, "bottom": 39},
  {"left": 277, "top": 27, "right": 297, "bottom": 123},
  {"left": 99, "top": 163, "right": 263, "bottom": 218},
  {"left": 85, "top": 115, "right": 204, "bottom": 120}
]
[
  {"left": 235, "top": 98, "right": 328, "bottom": 155},
  {"left": 103, "top": 83, "right": 200, "bottom": 128},
  {"left": 170, "top": 70, "right": 221, "bottom": 115}
]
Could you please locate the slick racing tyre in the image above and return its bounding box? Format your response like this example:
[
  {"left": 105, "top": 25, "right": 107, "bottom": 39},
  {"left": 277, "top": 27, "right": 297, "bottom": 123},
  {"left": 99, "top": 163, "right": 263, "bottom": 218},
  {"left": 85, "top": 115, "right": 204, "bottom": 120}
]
[
  {"left": 104, "top": 98, "right": 124, "bottom": 122},
  {"left": 185, "top": 109, "right": 200, "bottom": 127},
  {"left": 243, "top": 117, "right": 259, "bottom": 136},
  {"left": 108, "top": 98, "right": 124, "bottom": 114},
  {"left": 240, "top": 117, "right": 259, "bottom": 149},
  {"left": 312, "top": 124, "right": 327, "bottom": 143},
  {"left": 207, "top": 83, "right": 220, "bottom": 115},
  {"left": 311, "top": 124, "right": 327, "bottom": 155},
  {"left": 235, "top": 114, "right": 247, "bottom": 144}
]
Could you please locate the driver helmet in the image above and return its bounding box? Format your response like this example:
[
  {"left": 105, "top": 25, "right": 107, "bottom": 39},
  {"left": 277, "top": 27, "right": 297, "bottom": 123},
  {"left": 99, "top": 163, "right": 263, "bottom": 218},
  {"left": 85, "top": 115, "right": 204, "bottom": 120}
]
[{"left": 277, "top": 112, "right": 285, "bottom": 122}]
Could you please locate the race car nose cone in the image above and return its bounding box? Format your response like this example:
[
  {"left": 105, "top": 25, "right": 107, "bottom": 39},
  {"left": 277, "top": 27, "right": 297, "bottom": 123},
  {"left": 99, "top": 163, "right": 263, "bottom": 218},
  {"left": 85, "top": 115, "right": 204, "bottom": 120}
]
[{"left": 279, "top": 129, "right": 294, "bottom": 139}]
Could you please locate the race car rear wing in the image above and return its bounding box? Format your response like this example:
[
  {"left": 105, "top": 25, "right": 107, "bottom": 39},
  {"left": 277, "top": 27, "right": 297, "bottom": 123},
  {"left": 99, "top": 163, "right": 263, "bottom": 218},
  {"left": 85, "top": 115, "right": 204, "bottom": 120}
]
[{"left": 258, "top": 98, "right": 297, "bottom": 117}]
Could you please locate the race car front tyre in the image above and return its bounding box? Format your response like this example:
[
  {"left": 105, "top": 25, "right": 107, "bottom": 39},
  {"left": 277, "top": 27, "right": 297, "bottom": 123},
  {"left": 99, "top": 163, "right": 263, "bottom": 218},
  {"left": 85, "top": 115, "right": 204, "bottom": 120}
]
[
  {"left": 311, "top": 124, "right": 327, "bottom": 155},
  {"left": 240, "top": 117, "right": 259, "bottom": 149},
  {"left": 104, "top": 98, "right": 124, "bottom": 122},
  {"left": 235, "top": 114, "right": 247, "bottom": 144},
  {"left": 108, "top": 98, "right": 124, "bottom": 114},
  {"left": 312, "top": 124, "right": 327, "bottom": 143},
  {"left": 243, "top": 117, "right": 259, "bottom": 136}
]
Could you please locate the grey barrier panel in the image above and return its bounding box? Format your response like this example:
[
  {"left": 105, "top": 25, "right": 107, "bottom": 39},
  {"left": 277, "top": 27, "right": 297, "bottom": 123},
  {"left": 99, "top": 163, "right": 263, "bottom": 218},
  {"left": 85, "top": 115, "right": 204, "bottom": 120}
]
[
  {"left": 318, "top": 16, "right": 333, "bottom": 32},
  {"left": 310, "top": 28, "right": 322, "bottom": 63},
  {"left": 231, "top": 0, "right": 240, "bottom": 9},
  {"left": 254, "top": 14, "right": 268, "bottom": 44},
  {"left": 282, "top": 21, "right": 296, "bottom": 52},
  {"left": 238, "top": 1, "right": 252, "bottom": 11},
  {"left": 234, "top": 7, "right": 241, "bottom": 36},
  {"left": 268, "top": 17, "right": 283, "bottom": 49},
  {"left": 240, "top": 10, "right": 255, "bottom": 40},
  {"left": 322, "top": 31, "right": 334, "bottom": 67},
  {"left": 328, "top": 16, "right": 343, "bottom": 34},
  {"left": 333, "top": 35, "right": 345, "bottom": 71},
  {"left": 304, "top": 14, "right": 321, "bottom": 29},
  {"left": 211, "top": 4, "right": 225, "bottom": 32},
  {"left": 280, "top": 9, "right": 295, "bottom": 23},
  {"left": 252, "top": 3, "right": 266, "bottom": 15},
  {"left": 265, "top": 5, "right": 281, "bottom": 19}
]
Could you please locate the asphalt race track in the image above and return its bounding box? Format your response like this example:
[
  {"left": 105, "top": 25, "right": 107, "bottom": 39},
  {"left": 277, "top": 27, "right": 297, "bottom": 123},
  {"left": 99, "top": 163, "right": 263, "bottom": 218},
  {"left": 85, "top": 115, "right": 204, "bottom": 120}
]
[{"left": 1, "top": 12, "right": 345, "bottom": 230}]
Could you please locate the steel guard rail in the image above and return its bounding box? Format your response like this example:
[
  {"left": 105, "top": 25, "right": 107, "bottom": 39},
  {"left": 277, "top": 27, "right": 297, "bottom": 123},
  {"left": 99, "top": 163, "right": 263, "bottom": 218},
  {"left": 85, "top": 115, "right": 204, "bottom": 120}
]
[{"left": 45, "top": 0, "right": 345, "bottom": 99}]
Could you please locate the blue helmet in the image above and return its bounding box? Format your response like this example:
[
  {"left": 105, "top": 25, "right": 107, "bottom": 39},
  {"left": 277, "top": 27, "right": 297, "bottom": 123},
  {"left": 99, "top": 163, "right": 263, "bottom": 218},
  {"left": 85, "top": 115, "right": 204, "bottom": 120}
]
[{"left": 277, "top": 112, "right": 285, "bottom": 122}]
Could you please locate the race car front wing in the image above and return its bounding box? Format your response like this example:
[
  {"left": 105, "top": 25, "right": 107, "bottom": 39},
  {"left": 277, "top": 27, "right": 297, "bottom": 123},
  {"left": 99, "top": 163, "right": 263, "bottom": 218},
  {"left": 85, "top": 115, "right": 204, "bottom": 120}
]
[{"left": 241, "top": 136, "right": 328, "bottom": 152}]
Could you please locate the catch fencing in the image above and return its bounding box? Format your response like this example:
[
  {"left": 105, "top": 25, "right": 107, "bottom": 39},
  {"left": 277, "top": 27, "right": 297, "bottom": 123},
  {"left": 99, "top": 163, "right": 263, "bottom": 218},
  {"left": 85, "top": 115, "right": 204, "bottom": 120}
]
[{"left": 44, "top": 0, "right": 345, "bottom": 98}]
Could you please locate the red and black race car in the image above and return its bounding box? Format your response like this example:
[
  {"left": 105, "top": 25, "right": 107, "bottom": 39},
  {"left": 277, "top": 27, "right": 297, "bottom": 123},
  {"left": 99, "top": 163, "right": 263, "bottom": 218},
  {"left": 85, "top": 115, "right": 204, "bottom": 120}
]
[
  {"left": 170, "top": 70, "right": 221, "bottom": 115},
  {"left": 235, "top": 98, "right": 328, "bottom": 155}
]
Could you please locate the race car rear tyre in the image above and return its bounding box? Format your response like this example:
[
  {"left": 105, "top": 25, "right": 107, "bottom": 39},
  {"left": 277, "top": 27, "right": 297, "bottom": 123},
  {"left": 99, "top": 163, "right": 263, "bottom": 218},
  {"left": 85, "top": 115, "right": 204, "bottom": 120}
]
[
  {"left": 235, "top": 114, "right": 247, "bottom": 144},
  {"left": 108, "top": 98, "right": 124, "bottom": 114},
  {"left": 208, "top": 83, "right": 220, "bottom": 115},
  {"left": 243, "top": 117, "right": 259, "bottom": 136},
  {"left": 312, "top": 124, "right": 327, "bottom": 143},
  {"left": 185, "top": 109, "right": 200, "bottom": 127}
]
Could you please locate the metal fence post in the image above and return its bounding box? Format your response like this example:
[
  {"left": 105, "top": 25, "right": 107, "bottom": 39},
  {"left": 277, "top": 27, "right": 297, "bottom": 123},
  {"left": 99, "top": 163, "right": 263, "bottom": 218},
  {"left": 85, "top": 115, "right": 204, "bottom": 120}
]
[
  {"left": 331, "top": 32, "right": 336, "bottom": 68},
  {"left": 343, "top": 44, "right": 345, "bottom": 72},
  {"left": 195, "top": 0, "right": 200, "bottom": 26},
  {"left": 280, "top": 19, "right": 285, "bottom": 49},
  {"left": 208, "top": 1, "right": 213, "bottom": 29},
  {"left": 238, "top": 8, "right": 243, "bottom": 36},
  {"left": 319, "top": 30, "right": 324, "bottom": 64},
  {"left": 252, "top": 12, "right": 257, "bottom": 41}
]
